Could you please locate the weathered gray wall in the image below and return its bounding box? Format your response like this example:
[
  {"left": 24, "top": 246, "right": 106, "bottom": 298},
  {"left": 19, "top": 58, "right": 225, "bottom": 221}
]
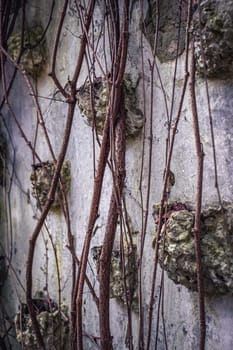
[{"left": 1, "top": 0, "right": 233, "bottom": 349}]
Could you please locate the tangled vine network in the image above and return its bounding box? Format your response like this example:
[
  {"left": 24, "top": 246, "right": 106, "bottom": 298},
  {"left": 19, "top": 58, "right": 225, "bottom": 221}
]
[{"left": 0, "top": 0, "right": 224, "bottom": 350}]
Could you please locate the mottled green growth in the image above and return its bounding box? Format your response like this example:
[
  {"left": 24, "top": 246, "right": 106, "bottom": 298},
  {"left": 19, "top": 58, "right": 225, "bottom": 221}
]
[
  {"left": 15, "top": 293, "right": 69, "bottom": 349},
  {"left": 77, "top": 77, "right": 110, "bottom": 134},
  {"left": 110, "top": 244, "right": 138, "bottom": 312},
  {"left": 91, "top": 242, "right": 138, "bottom": 312},
  {"left": 8, "top": 25, "right": 47, "bottom": 77},
  {"left": 143, "top": 0, "right": 188, "bottom": 62},
  {"left": 77, "top": 75, "right": 144, "bottom": 137},
  {"left": 192, "top": 0, "right": 233, "bottom": 79},
  {"left": 30, "top": 160, "right": 71, "bottom": 210},
  {"left": 153, "top": 202, "right": 233, "bottom": 295}
]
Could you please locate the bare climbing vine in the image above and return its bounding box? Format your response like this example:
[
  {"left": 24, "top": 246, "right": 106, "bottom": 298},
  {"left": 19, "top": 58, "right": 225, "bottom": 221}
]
[{"left": 0, "top": 0, "right": 225, "bottom": 349}]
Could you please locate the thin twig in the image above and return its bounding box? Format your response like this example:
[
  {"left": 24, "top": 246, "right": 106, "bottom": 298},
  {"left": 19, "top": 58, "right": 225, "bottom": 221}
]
[{"left": 190, "top": 38, "right": 206, "bottom": 350}]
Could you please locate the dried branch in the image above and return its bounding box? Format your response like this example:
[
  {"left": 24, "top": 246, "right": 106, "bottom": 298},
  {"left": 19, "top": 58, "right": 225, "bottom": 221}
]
[
  {"left": 49, "top": 0, "right": 69, "bottom": 97},
  {"left": 98, "top": 101, "right": 126, "bottom": 350},
  {"left": 26, "top": 101, "right": 76, "bottom": 349},
  {"left": 146, "top": 1, "right": 193, "bottom": 348},
  {"left": 190, "top": 38, "right": 206, "bottom": 350}
]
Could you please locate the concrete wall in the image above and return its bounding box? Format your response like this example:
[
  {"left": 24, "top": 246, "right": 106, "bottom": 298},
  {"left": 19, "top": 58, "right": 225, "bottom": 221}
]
[{"left": 1, "top": 1, "right": 233, "bottom": 349}]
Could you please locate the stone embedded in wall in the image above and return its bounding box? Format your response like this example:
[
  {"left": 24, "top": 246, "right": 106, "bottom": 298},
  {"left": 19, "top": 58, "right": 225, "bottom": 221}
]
[
  {"left": 152, "top": 202, "right": 233, "bottom": 295},
  {"left": 192, "top": 0, "right": 233, "bottom": 79},
  {"left": 30, "top": 160, "right": 71, "bottom": 210},
  {"left": 91, "top": 242, "right": 138, "bottom": 312},
  {"left": 77, "top": 75, "right": 144, "bottom": 137},
  {"left": 7, "top": 25, "right": 47, "bottom": 77},
  {"left": 143, "top": 0, "right": 188, "bottom": 62},
  {"left": 15, "top": 292, "right": 69, "bottom": 349}
]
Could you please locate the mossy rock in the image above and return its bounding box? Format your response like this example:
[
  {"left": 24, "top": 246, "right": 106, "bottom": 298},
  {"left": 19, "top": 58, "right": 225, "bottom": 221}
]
[
  {"left": 153, "top": 202, "right": 233, "bottom": 295},
  {"left": 91, "top": 243, "right": 138, "bottom": 312},
  {"left": 30, "top": 160, "right": 71, "bottom": 210},
  {"left": 192, "top": 0, "right": 233, "bottom": 79},
  {"left": 77, "top": 75, "right": 144, "bottom": 137},
  {"left": 7, "top": 25, "right": 47, "bottom": 77},
  {"left": 15, "top": 292, "right": 69, "bottom": 349}
]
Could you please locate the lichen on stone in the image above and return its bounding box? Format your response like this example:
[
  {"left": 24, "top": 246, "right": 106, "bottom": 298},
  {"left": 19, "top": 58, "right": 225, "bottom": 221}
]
[
  {"left": 77, "top": 75, "right": 144, "bottom": 137},
  {"left": 7, "top": 25, "right": 47, "bottom": 77},
  {"left": 191, "top": 0, "right": 233, "bottom": 79},
  {"left": 153, "top": 202, "right": 233, "bottom": 295},
  {"left": 15, "top": 292, "right": 69, "bottom": 349},
  {"left": 30, "top": 160, "right": 71, "bottom": 210},
  {"left": 91, "top": 241, "right": 138, "bottom": 312}
]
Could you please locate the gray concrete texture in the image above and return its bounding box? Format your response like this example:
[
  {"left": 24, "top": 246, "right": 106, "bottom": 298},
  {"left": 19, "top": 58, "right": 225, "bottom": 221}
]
[{"left": 1, "top": 0, "right": 233, "bottom": 349}]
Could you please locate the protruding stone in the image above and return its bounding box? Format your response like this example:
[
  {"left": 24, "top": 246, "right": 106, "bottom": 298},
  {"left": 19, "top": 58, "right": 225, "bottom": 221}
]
[
  {"left": 30, "top": 160, "right": 71, "bottom": 210},
  {"left": 192, "top": 0, "right": 233, "bottom": 79},
  {"left": 15, "top": 292, "right": 69, "bottom": 349},
  {"left": 153, "top": 202, "right": 233, "bottom": 295},
  {"left": 8, "top": 25, "right": 47, "bottom": 77},
  {"left": 77, "top": 75, "right": 144, "bottom": 137}
]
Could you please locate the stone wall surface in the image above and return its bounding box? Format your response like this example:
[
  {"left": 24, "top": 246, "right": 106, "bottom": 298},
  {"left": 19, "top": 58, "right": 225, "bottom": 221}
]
[{"left": 1, "top": 1, "right": 233, "bottom": 349}]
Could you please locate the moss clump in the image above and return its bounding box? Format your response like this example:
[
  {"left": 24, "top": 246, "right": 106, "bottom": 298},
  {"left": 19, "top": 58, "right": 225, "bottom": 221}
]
[
  {"left": 91, "top": 242, "right": 138, "bottom": 312},
  {"left": 15, "top": 292, "right": 69, "bottom": 349},
  {"left": 77, "top": 75, "right": 144, "bottom": 137},
  {"left": 30, "top": 160, "right": 71, "bottom": 210},
  {"left": 153, "top": 202, "right": 233, "bottom": 295},
  {"left": 7, "top": 25, "right": 47, "bottom": 77},
  {"left": 192, "top": 0, "right": 233, "bottom": 79}
]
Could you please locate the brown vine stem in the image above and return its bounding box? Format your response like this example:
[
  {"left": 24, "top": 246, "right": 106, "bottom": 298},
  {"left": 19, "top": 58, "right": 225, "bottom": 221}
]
[
  {"left": 23, "top": 71, "right": 56, "bottom": 161},
  {"left": 75, "top": 102, "right": 111, "bottom": 350},
  {"left": 98, "top": 2, "right": 129, "bottom": 348},
  {"left": 75, "top": 2, "right": 129, "bottom": 349},
  {"left": 190, "top": 39, "right": 206, "bottom": 350},
  {"left": 138, "top": 0, "right": 160, "bottom": 346},
  {"left": 26, "top": 100, "right": 76, "bottom": 349},
  {"left": 196, "top": 1, "right": 222, "bottom": 207},
  {"left": 146, "top": 1, "right": 193, "bottom": 348},
  {"left": 48, "top": 0, "right": 69, "bottom": 98},
  {"left": 1, "top": 9, "right": 53, "bottom": 163},
  {"left": 25, "top": 1, "right": 95, "bottom": 347},
  {"left": 98, "top": 104, "right": 126, "bottom": 349},
  {"left": 153, "top": 5, "right": 184, "bottom": 348},
  {"left": 138, "top": 3, "right": 147, "bottom": 346}
]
